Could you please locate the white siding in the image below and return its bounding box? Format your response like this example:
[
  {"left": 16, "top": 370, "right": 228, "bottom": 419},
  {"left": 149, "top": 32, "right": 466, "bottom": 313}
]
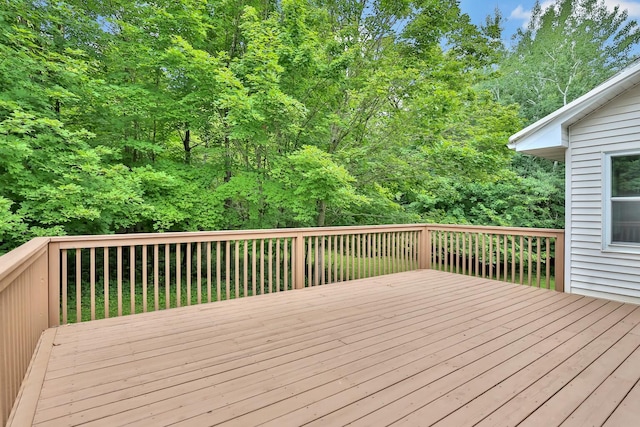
[{"left": 568, "top": 84, "right": 640, "bottom": 304}]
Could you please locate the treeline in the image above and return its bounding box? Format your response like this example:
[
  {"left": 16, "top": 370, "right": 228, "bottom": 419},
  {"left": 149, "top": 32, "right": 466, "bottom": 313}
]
[{"left": 1, "top": 0, "right": 638, "bottom": 253}]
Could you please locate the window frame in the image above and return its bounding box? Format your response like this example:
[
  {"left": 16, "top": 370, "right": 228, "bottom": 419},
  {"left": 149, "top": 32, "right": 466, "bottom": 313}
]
[{"left": 602, "top": 150, "right": 640, "bottom": 253}]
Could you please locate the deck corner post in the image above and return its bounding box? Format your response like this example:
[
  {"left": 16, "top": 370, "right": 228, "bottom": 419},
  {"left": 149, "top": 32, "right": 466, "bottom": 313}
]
[
  {"left": 47, "top": 241, "right": 60, "bottom": 327},
  {"left": 419, "top": 226, "right": 431, "bottom": 270},
  {"left": 294, "top": 233, "right": 305, "bottom": 289},
  {"left": 554, "top": 232, "right": 565, "bottom": 293}
]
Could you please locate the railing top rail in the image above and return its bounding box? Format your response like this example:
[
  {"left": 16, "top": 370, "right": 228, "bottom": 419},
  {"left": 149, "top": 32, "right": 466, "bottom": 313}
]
[
  {"left": 0, "top": 237, "right": 50, "bottom": 292},
  {"left": 44, "top": 223, "right": 565, "bottom": 249},
  {"left": 49, "top": 224, "right": 428, "bottom": 249},
  {"left": 425, "top": 224, "right": 564, "bottom": 237}
]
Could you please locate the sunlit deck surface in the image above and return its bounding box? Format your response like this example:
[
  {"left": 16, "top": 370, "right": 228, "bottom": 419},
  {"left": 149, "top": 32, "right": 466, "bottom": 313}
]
[{"left": 11, "top": 270, "right": 640, "bottom": 426}]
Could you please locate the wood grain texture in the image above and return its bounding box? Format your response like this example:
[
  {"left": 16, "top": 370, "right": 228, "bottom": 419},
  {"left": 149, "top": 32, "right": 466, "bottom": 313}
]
[{"left": 7, "top": 270, "right": 640, "bottom": 427}]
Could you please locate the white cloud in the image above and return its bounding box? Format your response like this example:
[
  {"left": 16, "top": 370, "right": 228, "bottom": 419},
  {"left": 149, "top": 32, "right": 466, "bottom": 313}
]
[
  {"left": 508, "top": 1, "right": 555, "bottom": 27},
  {"left": 508, "top": 5, "right": 529, "bottom": 20},
  {"left": 509, "top": 0, "right": 640, "bottom": 28},
  {"left": 603, "top": 0, "right": 640, "bottom": 18}
]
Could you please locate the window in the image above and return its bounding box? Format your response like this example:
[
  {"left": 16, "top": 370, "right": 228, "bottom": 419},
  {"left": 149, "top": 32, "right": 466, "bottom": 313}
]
[{"left": 605, "top": 152, "right": 640, "bottom": 247}]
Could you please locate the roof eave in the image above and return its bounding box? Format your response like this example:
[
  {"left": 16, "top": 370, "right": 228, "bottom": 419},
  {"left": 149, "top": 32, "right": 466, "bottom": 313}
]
[{"left": 508, "top": 61, "right": 640, "bottom": 159}]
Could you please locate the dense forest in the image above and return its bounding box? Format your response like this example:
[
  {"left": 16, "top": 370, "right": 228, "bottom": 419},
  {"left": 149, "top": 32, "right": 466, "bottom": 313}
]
[{"left": 1, "top": 0, "right": 639, "bottom": 253}]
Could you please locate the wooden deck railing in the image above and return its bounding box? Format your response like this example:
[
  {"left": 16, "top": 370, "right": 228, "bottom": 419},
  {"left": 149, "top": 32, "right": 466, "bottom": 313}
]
[
  {"left": 47, "top": 225, "right": 423, "bottom": 325},
  {"left": 0, "top": 223, "right": 564, "bottom": 425},
  {"left": 0, "top": 238, "right": 50, "bottom": 427},
  {"left": 426, "top": 225, "right": 564, "bottom": 292}
]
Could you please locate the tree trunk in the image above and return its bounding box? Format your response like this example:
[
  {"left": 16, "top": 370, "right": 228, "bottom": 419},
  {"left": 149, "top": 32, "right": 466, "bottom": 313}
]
[
  {"left": 182, "top": 128, "right": 191, "bottom": 164},
  {"left": 224, "top": 133, "right": 232, "bottom": 182},
  {"left": 317, "top": 200, "right": 326, "bottom": 227}
]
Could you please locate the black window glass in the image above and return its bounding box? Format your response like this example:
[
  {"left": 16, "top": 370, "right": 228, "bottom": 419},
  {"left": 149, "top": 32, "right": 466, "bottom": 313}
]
[{"left": 612, "top": 155, "right": 640, "bottom": 197}]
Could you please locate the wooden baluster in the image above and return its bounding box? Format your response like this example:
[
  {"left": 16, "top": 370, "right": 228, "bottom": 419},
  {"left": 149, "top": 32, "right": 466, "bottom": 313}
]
[
  {"left": 116, "top": 247, "right": 124, "bottom": 317},
  {"left": 76, "top": 249, "right": 83, "bottom": 322},
  {"left": 340, "top": 235, "right": 344, "bottom": 281},
  {"left": 347, "top": 235, "right": 352, "bottom": 280},
  {"left": 454, "top": 233, "right": 459, "bottom": 274},
  {"left": 153, "top": 244, "right": 159, "bottom": 310},
  {"left": 382, "top": 233, "right": 387, "bottom": 274},
  {"left": 333, "top": 234, "right": 339, "bottom": 283},
  {"left": 252, "top": 240, "right": 257, "bottom": 295},
  {"left": 327, "top": 236, "right": 332, "bottom": 284},
  {"left": 368, "top": 234, "right": 373, "bottom": 277},
  {"left": 387, "top": 233, "right": 392, "bottom": 274},
  {"left": 461, "top": 233, "right": 466, "bottom": 276},
  {"left": 165, "top": 244, "right": 171, "bottom": 309},
  {"left": 362, "top": 234, "right": 367, "bottom": 277},
  {"left": 376, "top": 233, "right": 381, "bottom": 275},
  {"left": 474, "top": 234, "right": 479, "bottom": 277},
  {"left": 443, "top": 232, "right": 448, "bottom": 273},
  {"left": 321, "top": 236, "right": 326, "bottom": 285},
  {"left": 411, "top": 231, "right": 420, "bottom": 270},
  {"left": 407, "top": 232, "right": 411, "bottom": 271},
  {"left": 468, "top": 234, "right": 473, "bottom": 275},
  {"left": 482, "top": 234, "right": 486, "bottom": 278},
  {"left": 62, "top": 249, "right": 68, "bottom": 324},
  {"left": 129, "top": 246, "right": 135, "bottom": 315},
  {"left": 519, "top": 236, "right": 524, "bottom": 285},
  {"left": 357, "top": 234, "right": 361, "bottom": 279},
  {"left": 207, "top": 242, "right": 212, "bottom": 302},
  {"left": 361, "top": 234, "right": 366, "bottom": 277},
  {"left": 496, "top": 234, "right": 500, "bottom": 280},
  {"left": 186, "top": 243, "right": 191, "bottom": 305},
  {"left": 314, "top": 236, "right": 319, "bottom": 286},
  {"left": 90, "top": 248, "right": 96, "bottom": 320},
  {"left": 511, "top": 236, "right": 516, "bottom": 284},
  {"left": 528, "top": 237, "right": 533, "bottom": 286},
  {"left": 216, "top": 242, "right": 221, "bottom": 300},
  {"left": 283, "top": 239, "right": 289, "bottom": 291},
  {"left": 235, "top": 241, "right": 240, "bottom": 297},
  {"left": 105, "top": 247, "right": 110, "bottom": 317},
  {"left": 401, "top": 233, "right": 406, "bottom": 272},
  {"left": 388, "top": 233, "right": 393, "bottom": 274},
  {"left": 266, "top": 239, "right": 271, "bottom": 293},
  {"left": 333, "top": 235, "right": 338, "bottom": 282},
  {"left": 308, "top": 237, "right": 312, "bottom": 286},
  {"left": 436, "top": 232, "right": 440, "bottom": 271},
  {"left": 402, "top": 232, "right": 411, "bottom": 271},
  {"left": 536, "top": 237, "right": 542, "bottom": 287},
  {"left": 412, "top": 231, "right": 417, "bottom": 270},
  {"left": 176, "top": 244, "right": 181, "bottom": 307},
  {"left": 225, "top": 241, "right": 231, "bottom": 299},
  {"left": 244, "top": 240, "right": 249, "bottom": 296},
  {"left": 546, "top": 237, "right": 551, "bottom": 289},
  {"left": 402, "top": 232, "right": 406, "bottom": 272},
  {"left": 503, "top": 236, "right": 508, "bottom": 282},
  {"left": 397, "top": 232, "right": 402, "bottom": 273},
  {"left": 198, "top": 242, "right": 203, "bottom": 304}
]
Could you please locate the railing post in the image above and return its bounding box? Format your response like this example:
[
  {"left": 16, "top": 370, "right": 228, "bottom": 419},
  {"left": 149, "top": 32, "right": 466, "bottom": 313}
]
[
  {"left": 554, "top": 232, "right": 565, "bottom": 293},
  {"left": 419, "top": 226, "right": 431, "bottom": 269},
  {"left": 47, "top": 242, "right": 60, "bottom": 327},
  {"left": 294, "top": 233, "right": 305, "bottom": 289}
]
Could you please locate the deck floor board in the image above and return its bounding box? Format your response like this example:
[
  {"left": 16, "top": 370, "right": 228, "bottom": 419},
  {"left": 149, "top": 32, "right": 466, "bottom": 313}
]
[{"left": 9, "top": 270, "right": 640, "bottom": 426}]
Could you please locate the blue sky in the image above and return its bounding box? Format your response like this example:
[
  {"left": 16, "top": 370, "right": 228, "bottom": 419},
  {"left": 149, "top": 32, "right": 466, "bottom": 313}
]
[{"left": 459, "top": 0, "right": 640, "bottom": 42}]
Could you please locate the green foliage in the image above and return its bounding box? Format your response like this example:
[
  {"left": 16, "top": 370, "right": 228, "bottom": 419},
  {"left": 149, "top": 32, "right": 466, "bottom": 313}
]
[
  {"left": 2, "top": 0, "right": 638, "bottom": 254},
  {"left": 272, "top": 146, "right": 368, "bottom": 226},
  {"left": 486, "top": 0, "right": 640, "bottom": 123}
]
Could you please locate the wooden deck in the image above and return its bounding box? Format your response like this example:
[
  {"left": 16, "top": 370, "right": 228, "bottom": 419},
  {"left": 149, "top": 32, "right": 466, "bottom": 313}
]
[{"left": 9, "top": 269, "right": 640, "bottom": 426}]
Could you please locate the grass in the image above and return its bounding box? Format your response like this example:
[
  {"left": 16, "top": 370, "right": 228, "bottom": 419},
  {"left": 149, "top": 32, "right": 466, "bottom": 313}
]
[{"left": 62, "top": 251, "right": 558, "bottom": 323}]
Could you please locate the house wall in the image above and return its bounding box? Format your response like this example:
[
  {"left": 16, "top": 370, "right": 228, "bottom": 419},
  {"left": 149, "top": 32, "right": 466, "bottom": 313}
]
[{"left": 568, "top": 83, "right": 640, "bottom": 304}]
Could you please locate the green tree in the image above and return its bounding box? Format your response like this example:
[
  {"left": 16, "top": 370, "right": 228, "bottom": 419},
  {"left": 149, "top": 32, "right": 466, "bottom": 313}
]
[{"left": 489, "top": 0, "right": 640, "bottom": 123}]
